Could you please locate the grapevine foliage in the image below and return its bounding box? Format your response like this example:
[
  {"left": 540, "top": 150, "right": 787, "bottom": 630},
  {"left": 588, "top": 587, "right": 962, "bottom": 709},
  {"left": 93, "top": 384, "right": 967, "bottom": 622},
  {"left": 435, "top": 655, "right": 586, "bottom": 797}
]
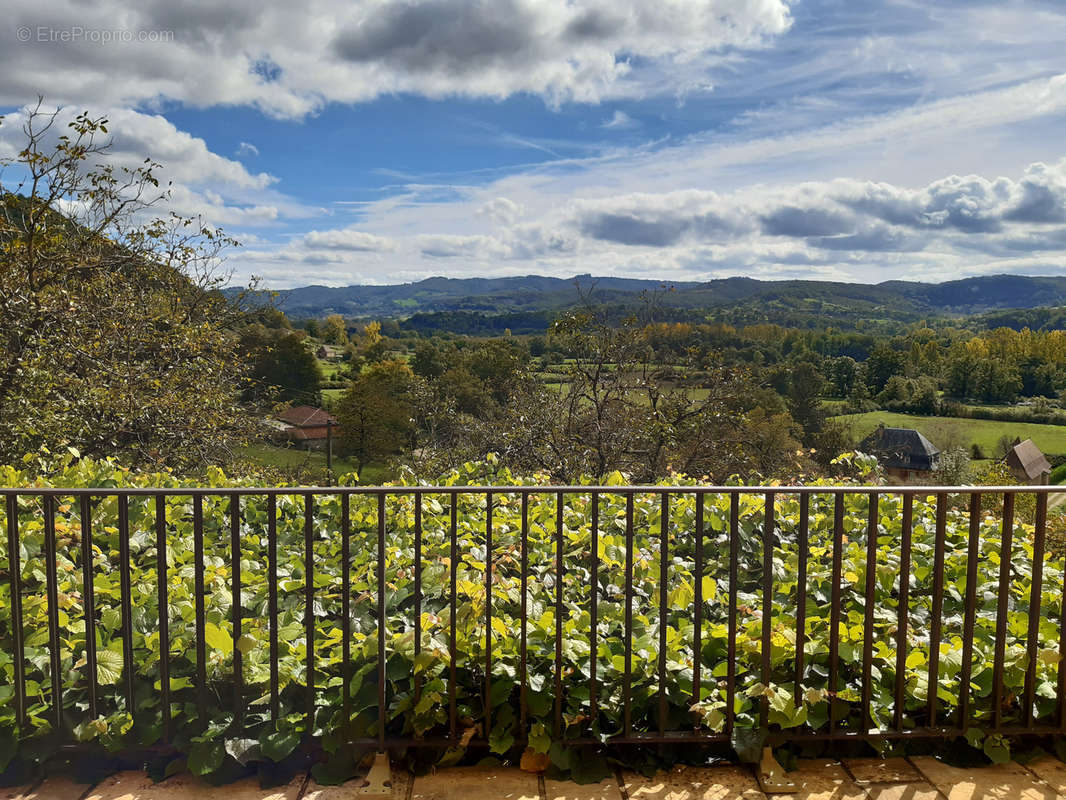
[{"left": 0, "top": 452, "right": 1061, "bottom": 782}]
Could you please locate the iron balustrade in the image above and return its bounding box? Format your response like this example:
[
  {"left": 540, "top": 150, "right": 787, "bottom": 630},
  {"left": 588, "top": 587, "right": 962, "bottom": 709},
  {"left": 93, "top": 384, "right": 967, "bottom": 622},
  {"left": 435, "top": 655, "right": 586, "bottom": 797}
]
[{"left": 0, "top": 484, "right": 1063, "bottom": 757}]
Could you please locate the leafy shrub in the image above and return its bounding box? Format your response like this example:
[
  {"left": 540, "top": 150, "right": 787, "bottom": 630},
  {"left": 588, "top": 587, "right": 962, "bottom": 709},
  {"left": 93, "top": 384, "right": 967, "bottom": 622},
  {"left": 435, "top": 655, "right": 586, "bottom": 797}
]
[{"left": 0, "top": 452, "right": 1062, "bottom": 783}]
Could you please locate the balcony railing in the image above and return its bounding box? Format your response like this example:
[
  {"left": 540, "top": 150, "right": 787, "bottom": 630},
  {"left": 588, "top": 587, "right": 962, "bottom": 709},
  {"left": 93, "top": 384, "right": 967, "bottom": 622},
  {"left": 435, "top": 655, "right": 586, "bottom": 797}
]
[{"left": 1, "top": 484, "right": 1063, "bottom": 762}]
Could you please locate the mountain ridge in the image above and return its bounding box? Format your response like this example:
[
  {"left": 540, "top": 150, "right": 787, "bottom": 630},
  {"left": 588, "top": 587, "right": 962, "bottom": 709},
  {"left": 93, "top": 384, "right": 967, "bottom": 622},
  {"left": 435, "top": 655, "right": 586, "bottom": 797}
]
[{"left": 243, "top": 273, "right": 1066, "bottom": 320}]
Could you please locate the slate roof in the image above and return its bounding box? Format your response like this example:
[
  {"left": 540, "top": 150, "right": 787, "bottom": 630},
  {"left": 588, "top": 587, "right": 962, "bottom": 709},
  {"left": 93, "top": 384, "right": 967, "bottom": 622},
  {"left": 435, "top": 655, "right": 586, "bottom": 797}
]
[
  {"left": 1005, "top": 438, "right": 1051, "bottom": 481},
  {"left": 859, "top": 425, "right": 940, "bottom": 471},
  {"left": 276, "top": 405, "right": 337, "bottom": 428}
]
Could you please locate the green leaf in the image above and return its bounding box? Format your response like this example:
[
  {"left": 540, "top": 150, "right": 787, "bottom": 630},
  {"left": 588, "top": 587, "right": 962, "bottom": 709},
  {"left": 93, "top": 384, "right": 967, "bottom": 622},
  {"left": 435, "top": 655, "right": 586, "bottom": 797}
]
[
  {"left": 205, "top": 622, "right": 233, "bottom": 654},
  {"left": 549, "top": 741, "right": 572, "bottom": 771},
  {"left": 701, "top": 576, "right": 718, "bottom": 603},
  {"left": 731, "top": 727, "right": 767, "bottom": 764},
  {"left": 260, "top": 730, "right": 300, "bottom": 762},
  {"left": 528, "top": 723, "right": 551, "bottom": 754},
  {"left": 94, "top": 648, "right": 124, "bottom": 685},
  {"left": 984, "top": 734, "right": 1011, "bottom": 764},
  {"left": 488, "top": 726, "right": 515, "bottom": 755},
  {"left": 0, "top": 723, "right": 17, "bottom": 773},
  {"left": 187, "top": 740, "right": 225, "bottom": 776}
]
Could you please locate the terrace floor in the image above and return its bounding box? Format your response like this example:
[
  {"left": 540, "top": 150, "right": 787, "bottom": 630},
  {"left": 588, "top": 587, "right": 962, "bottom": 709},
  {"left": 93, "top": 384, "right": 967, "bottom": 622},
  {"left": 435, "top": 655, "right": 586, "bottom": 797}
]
[{"left": 6, "top": 756, "right": 1066, "bottom": 800}]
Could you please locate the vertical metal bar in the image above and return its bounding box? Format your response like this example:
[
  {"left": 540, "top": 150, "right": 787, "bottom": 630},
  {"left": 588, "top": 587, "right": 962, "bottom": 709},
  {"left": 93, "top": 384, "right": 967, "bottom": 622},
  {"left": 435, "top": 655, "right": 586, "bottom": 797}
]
[
  {"left": 553, "top": 491, "right": 563, "bottom": 738},
  {"left": 828, "top": 493, "right": 844, "bottom": 734},
  {"left": 520, "top": 491, "right": 530, "bottom": 731},
  {"left": 193, "top": 494, "right": 208, "bottom": 728},
  {"left": 267, "top": 493, "right": 280, "bottom": 724},
  {"left": 862, "top": 493, "right": 878, "bottom": 730},
  {"left": 5, "top": 495, "right": 26, "bottom": 727},
  {"left": 691, "top": 492, "right": 704, "bottom": 711},
  {"left": 893, "top": 493, "right": 913, "bottom": 732},
  {"left": 726, "top": 493, "right": 739, "bottom": 735},
  {"left": 411, "top": 493, "right": 421, "bottom": 715},
  {"left": 927, "top": 493, "right": 947, "bottom": 727},
  {"left": 959, "top": 493, "right": 982, "bottom": 731},
  {"left": 43, "top": 495, "right": 63, "bottom": 729},
  {"left": 230, "top": 495, "right": 243, "bottom": 727},
  {"left": 154, "top": 494, "right": 170, "bottom": 741},
  {"left": 81, "top": 495, "right": 98, "bottom": 722},
  {"left": 1061, "top": 503, "right": 1066, "bottom": 729},
  {"left": 1024, "top": 492, "right": 1047, "bottom": 728},
  {"left": 484, "top": 491, "right": 493, "bottom": 740},
  {"left": 117, "top": 495, "right": 135, "bottom": 719},
  {"left": 794, "top": 494, "right": 809, "bottom": 707},
  {"left": 305, "top": 494, "right": 316, "bottom": 736},
  {"left": 449, "top": 492, "right": 458, "bottom": 739},
  {"left": 623, "top": 492, "right": 635, "bottom": 738},
  {"left": 992, "top": 492, "right": 1014, "bottom": 732},
  {"left": 588, "top": 491, "right": 598, "bottom": 724},
  {"left": 376, "top": 492, "right": 386, "bottom": 750},
  {"left": 761, "top": 492, "right": 774, "bottom": 729},
  {"left": 342, "top": 493, "right": 352, "bottom": 725},
  {"left": 658, "top": 492, "right": 669, "bottom": 737}
]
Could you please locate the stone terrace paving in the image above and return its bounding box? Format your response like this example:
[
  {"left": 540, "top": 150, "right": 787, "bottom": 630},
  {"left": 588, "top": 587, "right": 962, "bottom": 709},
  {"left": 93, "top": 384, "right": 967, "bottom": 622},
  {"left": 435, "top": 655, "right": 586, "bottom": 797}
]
[{"left": 6, "top": 757, "right": 1066, "bottom": 800}]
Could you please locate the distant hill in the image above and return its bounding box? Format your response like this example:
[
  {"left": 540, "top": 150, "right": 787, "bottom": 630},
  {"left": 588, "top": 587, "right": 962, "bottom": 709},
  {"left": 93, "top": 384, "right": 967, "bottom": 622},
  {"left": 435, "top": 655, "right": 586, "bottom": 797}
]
[{"left": 244, "top": 273, "right": 1066, "bottom": 323}]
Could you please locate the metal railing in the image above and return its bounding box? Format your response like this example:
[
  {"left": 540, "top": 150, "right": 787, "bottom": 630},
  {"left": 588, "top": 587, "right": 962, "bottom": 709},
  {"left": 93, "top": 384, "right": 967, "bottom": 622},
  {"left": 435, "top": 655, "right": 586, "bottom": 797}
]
[{"left": 0, "top": 484, "right": 1063, "bottom": 759}]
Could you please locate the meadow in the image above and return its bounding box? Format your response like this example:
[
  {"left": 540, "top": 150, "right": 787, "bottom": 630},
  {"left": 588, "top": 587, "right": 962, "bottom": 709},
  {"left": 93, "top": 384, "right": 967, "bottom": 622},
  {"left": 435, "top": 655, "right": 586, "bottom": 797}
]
[{"left": 832, "top": 411, "right": 1066, "bottom": 461}]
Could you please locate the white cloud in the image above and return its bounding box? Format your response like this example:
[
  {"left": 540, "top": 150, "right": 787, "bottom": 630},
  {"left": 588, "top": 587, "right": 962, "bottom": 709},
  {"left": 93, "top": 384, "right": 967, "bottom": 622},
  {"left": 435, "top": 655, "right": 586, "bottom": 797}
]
[
  {"left": 301, "top": 229, "right": 394, "bottom": 251},
  {"left": 2, "top": 0, "right": 791, "bottom": 117},
  {"left": 478, "top": 197, "right": 524, "bottom": 226},
  {"left": 602, "top": 110, "right": 638, "bottom": 129},
  {"left": 230, "top": 157, "right": 1066, "bottom": 287},
  {"left": 0, "top": 103, "right": 310, "bottom": 234},
  {"left": 236, "top": 141, "right": 259, "bottom": 157}
]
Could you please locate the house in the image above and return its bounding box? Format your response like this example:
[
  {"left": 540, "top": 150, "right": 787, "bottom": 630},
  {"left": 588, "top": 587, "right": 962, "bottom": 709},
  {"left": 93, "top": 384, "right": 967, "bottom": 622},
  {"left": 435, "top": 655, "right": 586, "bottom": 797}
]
[
  {"left": 859, "top": 424, "right": 940, "bottom": 482},
  {"left": 1005, "top": 438, "right": 1051, "bottom": 484},
  {"left": 316, "top": 344, "right": 342, "bottom": 360},
  {"left": 274, "top": 405, "right": 339, "bottom": 450}
]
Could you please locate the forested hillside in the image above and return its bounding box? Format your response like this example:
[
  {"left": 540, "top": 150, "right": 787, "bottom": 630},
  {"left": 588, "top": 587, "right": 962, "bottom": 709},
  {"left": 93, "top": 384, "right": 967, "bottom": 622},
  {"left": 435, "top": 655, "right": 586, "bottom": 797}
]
[{"left": 252, "top": 273, "right": 1066, "bottom": 323}]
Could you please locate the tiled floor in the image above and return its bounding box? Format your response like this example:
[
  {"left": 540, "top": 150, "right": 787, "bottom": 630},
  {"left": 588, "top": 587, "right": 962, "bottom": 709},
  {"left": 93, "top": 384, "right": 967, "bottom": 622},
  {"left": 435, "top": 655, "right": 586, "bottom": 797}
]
[{"left": 3, "top": 757, "right": 1066, "bottom": 800}]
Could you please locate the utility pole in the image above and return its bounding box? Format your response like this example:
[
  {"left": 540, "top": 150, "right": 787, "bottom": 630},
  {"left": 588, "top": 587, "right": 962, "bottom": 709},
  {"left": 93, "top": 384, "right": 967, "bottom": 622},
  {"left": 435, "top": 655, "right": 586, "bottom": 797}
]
[{"left": 325, "top": 418, "right": 335, "bottom": 485}]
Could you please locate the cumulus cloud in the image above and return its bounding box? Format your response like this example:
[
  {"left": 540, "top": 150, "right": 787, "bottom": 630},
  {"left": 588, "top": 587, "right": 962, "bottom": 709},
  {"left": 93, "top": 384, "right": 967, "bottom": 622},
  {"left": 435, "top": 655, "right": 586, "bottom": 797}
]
[
  {"left": 0, "top": 103, "right": 308, "bottom": 233},
  {"left": 3, "top": 0, "right": 792, "bottom": 116},
  {"left": 565, "top": 161, "right": 1066, "bottom": 255},
  {"left": 478, "top": 197, "right": 524, "bottom": 226},
  {"left": 575, "top": 190, "right": 753, "bottom": 246},
  {"left": 301, "top": 229, "right": 394, "bottom": 252},
  {"left": 418, "top": 234, "right": 511, "bottom": 260},
  {"left": 226, "top": 155, "right": 1066, "bottom": 287},
  {"left": 236, "top": 141, "right": 259, "bottom": 158}
]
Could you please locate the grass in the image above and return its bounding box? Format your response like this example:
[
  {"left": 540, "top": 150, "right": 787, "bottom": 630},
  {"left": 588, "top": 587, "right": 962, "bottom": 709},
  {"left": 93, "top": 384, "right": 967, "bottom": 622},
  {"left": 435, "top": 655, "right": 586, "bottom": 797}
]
[
  {"left": 238, "top": 443, "right": 390, "bottom": 484},
  {"left": 831, "top": 411, "right": 1066, "bottom": 457},
  {"left": 318, "top": 359, "right": 347, "bottom": 379},
  {"left": 1051, "top": 463, "right": 1066, "bottom": 485}
]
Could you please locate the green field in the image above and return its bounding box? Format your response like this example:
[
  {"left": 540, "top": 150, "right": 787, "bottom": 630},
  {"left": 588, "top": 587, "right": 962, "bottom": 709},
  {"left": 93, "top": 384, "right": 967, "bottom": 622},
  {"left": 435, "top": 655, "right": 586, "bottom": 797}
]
[
  {"left": 239, "top": 443, "right": 389, "bottom": 484},
  {"left": 318, "top": 359, "right": 347, "bottom": 378},
  {"left": 832, "top": 411, "right": 1066, "bottom": 457}
]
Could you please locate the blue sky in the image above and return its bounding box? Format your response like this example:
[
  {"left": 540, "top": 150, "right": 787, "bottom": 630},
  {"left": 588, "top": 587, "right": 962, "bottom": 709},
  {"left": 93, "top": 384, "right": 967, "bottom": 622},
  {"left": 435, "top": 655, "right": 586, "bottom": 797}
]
[{"left": 3, "top": 0, "right": 1066, "bottom": 287}]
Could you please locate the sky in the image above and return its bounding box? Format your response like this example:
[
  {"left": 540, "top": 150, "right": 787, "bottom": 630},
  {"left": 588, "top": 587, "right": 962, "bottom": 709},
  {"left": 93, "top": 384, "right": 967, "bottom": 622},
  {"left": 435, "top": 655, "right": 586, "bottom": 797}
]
[{"left": 2, "top": 0, "right": 1066, "bottom": 288}]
